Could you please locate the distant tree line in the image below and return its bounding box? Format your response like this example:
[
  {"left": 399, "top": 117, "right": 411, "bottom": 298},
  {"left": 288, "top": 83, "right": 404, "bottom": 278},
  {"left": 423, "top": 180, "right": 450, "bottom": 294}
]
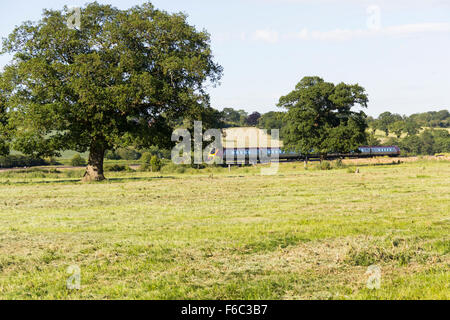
[
  {"left": 221, "top": 102, "right": 450, "bottom": 157},
  {"left": 367, "top": 110, "right": 450, "bottom": 137},
  {"left": 0, "top": 155, "right": 48, "bottom": 169},
  {"left": 105, "top": 146, "right": 171, "bottom": 161},
  {"left": 377, "top": 129, "right": 450, "bottom": 156},
  {"left": 364, "top": 111, "right": 450, "bottom": 155},
  {"left": 220, "top": 108, "right": 262, "bottom": 127}
]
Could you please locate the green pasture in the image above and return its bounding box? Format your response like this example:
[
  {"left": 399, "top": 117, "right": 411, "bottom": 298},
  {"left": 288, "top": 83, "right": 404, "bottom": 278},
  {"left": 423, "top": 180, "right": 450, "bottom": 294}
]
[{"left": 0, "top": 160, "right": 448, "bottom": 299}]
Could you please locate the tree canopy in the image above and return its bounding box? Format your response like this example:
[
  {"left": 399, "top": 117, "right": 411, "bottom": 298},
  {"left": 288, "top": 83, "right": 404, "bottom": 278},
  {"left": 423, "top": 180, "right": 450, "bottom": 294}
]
[
  {"left": 220, "top": 108, "right": 249, "bottom": 127},
  {"left": 278, "top": 76, "right": 368, "bottom": 159},
  {"left": 257, "top": 111, "right": 285, "bottom": 132},
  {"left": 409, "top": 110, "right": 450, "bottom": 128},
  {"left": 0, "top": 2, "right": 222, "bottom": 180},
  {"left": 0, "top": 89, "right": 9, "bottom": 156},
  {"left": 221, "top": 108, "right": 242, "bottom": 124},
  {"left": 245, "top": 112, "right": 261, "bottom": 126},
  {"left": 376, "top": 112, "right": 403, "bottom": 136}
]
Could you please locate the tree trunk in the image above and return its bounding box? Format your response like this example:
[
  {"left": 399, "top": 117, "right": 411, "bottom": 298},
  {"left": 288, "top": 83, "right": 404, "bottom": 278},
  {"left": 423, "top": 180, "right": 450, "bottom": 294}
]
[{"left": 82, "top": 142, "right": 106, "bottom": 182}]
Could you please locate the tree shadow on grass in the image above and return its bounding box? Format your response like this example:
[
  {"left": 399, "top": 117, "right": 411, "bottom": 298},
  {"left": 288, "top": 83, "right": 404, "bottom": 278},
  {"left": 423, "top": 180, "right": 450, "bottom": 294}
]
[
  {"left": 106, "top": 176, "right": 177, "bottom": 183},
  {"left": 0, "top": 179, "right": 81, "bottom": 185},
  {"left": 0, "top": 176, "right": 178, "bottom": 186},
  {"left": 350, "top": 161, "right": 404, "bottom": 168}
]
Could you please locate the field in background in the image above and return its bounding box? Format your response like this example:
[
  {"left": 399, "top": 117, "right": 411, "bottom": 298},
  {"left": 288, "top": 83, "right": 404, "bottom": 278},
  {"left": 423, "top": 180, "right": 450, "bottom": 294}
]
[
  {"left": 0, "top": 160, "right": 448, "bottom": 299},
  {"left": 374, "top": 127, "right": 450, "bottom": 143}
]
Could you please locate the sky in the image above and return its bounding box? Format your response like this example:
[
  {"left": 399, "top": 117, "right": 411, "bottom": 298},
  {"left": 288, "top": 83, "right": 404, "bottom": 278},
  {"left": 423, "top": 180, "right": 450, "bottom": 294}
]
[{"left": 0, "top": 0, "right": 449, "bottom": 117}]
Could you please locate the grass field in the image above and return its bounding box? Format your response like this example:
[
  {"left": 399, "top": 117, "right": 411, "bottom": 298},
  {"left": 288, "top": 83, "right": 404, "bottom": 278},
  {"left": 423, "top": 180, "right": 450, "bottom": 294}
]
[{"left": 0, "top": 159, "right": 449, "bottom": 299}]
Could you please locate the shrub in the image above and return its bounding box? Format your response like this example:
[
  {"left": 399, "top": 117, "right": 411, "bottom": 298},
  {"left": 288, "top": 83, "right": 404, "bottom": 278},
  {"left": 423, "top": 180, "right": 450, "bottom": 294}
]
[
  {"left": 150, "top": 156, "right": 162, "bottom": 172},
  {"left": 141, "top": 152, "right": 152, "bottom": 164},
  {"left": 140, "top": 146, "right": 171, "bottom": 160},
  {"left": 71, "top": 154, "right": 87, "bottom": 167},
  {"left": 116, "top": 148, "right": 141, "bottom": 160},
  {"left": 0, "top": 155, "right": 47, "bottom": 168},
  {"left": 46, "top": 157, "right": 60, "bottom": 165},
  {"left": 318, "top": 161, "right": 331, "bottom": 170},
  {"left": 105, "top": 150, "right": 121, "bottom": 160},
  {"left": 105, "top": 164, "right": 129, "bottom": 172},
  {"left": 160, "top": 162, "right": 179, "bottom": 174},
  {"left": 105, "top": 148, "right": 142, "bottom": 160},
  {"left": 333, "top": 158, "right": 346, "bottom": 169},
  {"left": 140, "top": 154, "right": 162, "bottom": 172}
]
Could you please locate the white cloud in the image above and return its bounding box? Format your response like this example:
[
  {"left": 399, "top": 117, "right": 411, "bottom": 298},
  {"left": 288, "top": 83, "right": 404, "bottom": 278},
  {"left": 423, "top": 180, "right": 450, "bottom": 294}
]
[
  {"left": 251, "top": 22, "right": 450, "bottom": 42},
  {"left": 256, "top": 0, "right": 449, "bottom": 6},
  {"left": 252, "top": 29, "right": 280, "bottom": 43},
  {"left": 283, "top": 28, "right": 309, "bottom": 40},
  {"left": 384, "top": 23, "right": 450, "bottom": 35},
  {"left": 312, "top": 22, "right": 450, "bottom": 41}
]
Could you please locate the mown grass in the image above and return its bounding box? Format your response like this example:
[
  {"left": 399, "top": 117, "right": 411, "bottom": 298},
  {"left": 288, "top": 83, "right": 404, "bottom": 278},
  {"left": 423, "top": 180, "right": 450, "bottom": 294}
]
[{"left": 0, "top": 160, "right": 448, "bottom": 300}]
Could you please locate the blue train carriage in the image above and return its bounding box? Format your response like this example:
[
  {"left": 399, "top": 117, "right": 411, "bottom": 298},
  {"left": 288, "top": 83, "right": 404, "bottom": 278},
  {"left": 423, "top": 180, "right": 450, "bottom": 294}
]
[
  {"left": 208, "top": 147, "right": 284, "bottom": 164},
  {"left": 223, "top": 148, "right": 281, "bottom": 164},
  {"left": 207, "top": 146, "right": 401, "bottom": 164},
  {"left": 358, "top": 146, "right": 401, "bottom": 157}
]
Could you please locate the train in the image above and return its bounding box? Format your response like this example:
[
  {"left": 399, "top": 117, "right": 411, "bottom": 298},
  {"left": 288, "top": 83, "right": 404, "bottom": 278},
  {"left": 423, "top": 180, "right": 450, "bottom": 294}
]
[{"left": 208, "top": 146, "right": 401, "bottom": 164}]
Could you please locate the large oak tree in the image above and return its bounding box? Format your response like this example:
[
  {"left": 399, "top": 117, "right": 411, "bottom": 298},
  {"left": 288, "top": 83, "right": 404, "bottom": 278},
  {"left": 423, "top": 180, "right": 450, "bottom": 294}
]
[
  {"left": 278, "top": 76, "right": 369, "bottom": 161},
  {"left": 0, "top": 2, "right": 222, "bottom": 180},
  {"left": 0, "top": 89, "right": 9, "bottom": 156}
]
